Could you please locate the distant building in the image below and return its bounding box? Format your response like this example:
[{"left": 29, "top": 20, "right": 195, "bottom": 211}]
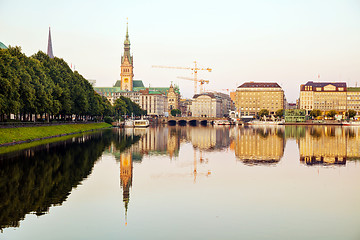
[
  {"left": 139, "top": 89, "right": 168, "bottom": 116},
  {"left": 299, "top": 81, "right": 347, "bottom": 114},
  {"left": 286, "top": 103, "right": 297, "bottom": 109},
  {"left": 87, "top": 79, "right": 96, "bottom": 86},
  {"left": 179, "top": 99, "right": 192, "bottom": 116},
  {"left": 190, "top": 92, "right": 233, "bottom": 117},
  {"left": 167, "top": 83, "right": 180, "bottom": 113},
  {"left": 346, "top": 87, "right": 360, "bottom": 113},
  {"left": 47, "top": 27, "right": 54, "bottom": 58},
  {"left": 235, "top": 82, "right": 284, "bottom": 116},
  {"left": 94, "top": 22, "right": 181, "bottom": 112}
]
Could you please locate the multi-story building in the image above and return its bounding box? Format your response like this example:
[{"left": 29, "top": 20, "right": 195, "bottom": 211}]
[
  {"left": 167, "top": 84, "right": 180, "bottom": 113},
  {"left": 235, "top": 82, "right": 284, "bottom": 116},
  {"left": 191, "top": 93, "right": 221, "bottom": 117},
  {"left": 299, "top": 81, "right": 347, "bottom": 114},
  {"left": 179, "top": 99, "right": 192, "bottom": 116},
  {"left": 190, "top": 92, "right": 233, "bottom": 117},
  {"left": 94, "top": 87, "right": 141, "bottom": 105},
  {"left": 94, "top": 24, "right": 181, "bottom": 113},
  {"left": 139, "top": 89, "right": 168, "bottom": 116},
  {"left": 346, "top": 87, "right": 360, "bottom": 113}
]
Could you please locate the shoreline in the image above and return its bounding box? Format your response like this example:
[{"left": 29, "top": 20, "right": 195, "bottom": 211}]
[{"left": 0, "top": 123, "right": 112, "bottom": 147}]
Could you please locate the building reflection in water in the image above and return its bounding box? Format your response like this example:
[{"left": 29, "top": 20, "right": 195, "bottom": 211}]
[
  {"left": 120, "top": 151, "right": 132, "bottom": 226},
  {"left": 233, "top": 126, "right": 285, "bottom": 165},
  {"left": 298, "top": 126, "right": 360, "bottom": 166}
]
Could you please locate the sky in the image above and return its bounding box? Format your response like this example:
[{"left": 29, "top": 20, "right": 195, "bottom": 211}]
[{"left": 1, "top": 0, "right": 359, "bottom": 102}]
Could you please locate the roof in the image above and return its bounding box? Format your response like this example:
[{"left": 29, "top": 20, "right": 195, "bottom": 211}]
[
  {"left": 193, "top": 93, "right": 217, "bottom": 99},
  {"left": 238, "top": 82, "right": 281, "bottom": 88},
  {"left": 303, "top": 81, "right": 346, "bottom": 88},
  {"left": 133, "top": 80, "right": 144, "bottom": 88},
  {"left": 347, "top": 87, "right": 360, "bottom": 92},
  {"left": 0, "top": 41, "right": 8, "bottom": 49},
  {"left": 94, "top": 87, "right": 122, "bottom": 93}
]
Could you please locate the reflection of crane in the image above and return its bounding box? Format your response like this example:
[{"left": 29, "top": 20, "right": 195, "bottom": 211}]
[
  {"left": 177, "top": 76, "right": 209, "bottom": 94},
  {"left": 193, "top": 148, "right": 211, "bottom": 183},
  {"left": 152, "top": 61, "right": 212, "bottom": 95}
]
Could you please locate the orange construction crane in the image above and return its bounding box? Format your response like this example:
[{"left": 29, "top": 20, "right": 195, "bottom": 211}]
[
  {"left": 152, "top": 61, "right": 212, "bottom": 95},
  {"left": 177, "top": 76, "right": 209, "bottom": 94}
]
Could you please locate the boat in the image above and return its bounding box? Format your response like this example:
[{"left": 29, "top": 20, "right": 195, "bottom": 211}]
[
  {"left": 124, "top": 119, "right": 149, "bottom": 128},
  {"left": 133, "top": 119, "right": 150, "bottom": 128},
  {"left": 247, "top": 120, "right": 284, "bottom": 125},
  {"left": 342, "top": 121, "right": 360, "bottom": 126},
  {"left": 213, "top": 120, "right": 231, "bottom": 126}
]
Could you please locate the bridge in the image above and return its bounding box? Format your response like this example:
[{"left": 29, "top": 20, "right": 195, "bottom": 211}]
[{"left": 158, "top": 117, "right": 230, "bottom": 126}]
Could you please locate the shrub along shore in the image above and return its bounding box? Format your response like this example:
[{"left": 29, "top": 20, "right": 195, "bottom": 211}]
[{"left": 0, "top": 122, "right": 111, "bottom": 146}]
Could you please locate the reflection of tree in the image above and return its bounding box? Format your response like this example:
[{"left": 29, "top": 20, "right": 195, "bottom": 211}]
[
  {"left": 0, "top": 129, "right": 138, "bottom": 230},
  {"left": 309, "top": 128, "right": 322, "bottom": 138}
]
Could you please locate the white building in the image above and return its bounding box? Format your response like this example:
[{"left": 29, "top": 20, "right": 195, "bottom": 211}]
[
  {"left": 190, "top": 92, "right": 234, "bottom": 117},
  {"left": 139, "top": 90, "right": 168, "bottom": 116}
]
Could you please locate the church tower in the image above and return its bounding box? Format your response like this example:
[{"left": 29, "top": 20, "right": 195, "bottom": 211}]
[
  {"left": 47, "top": 27, "right": 54, "bottom": 58},
  {"left": 120, "top": 22, "right": 134, "bottom": 91}
]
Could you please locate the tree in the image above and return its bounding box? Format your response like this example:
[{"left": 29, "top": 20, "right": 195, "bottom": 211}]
[
  {"left": 326, "top": 110, "right": 337, "bottom": 118},
  {"left": 275, "top": 109, "right": 284, "bottom": 118},
  {"left": 114, "top": 98, "right": 128, "bottom": 119},
  {"left": 346, "top": 109, "right": 357, "bottom": 119},
  {"left": 258, "top": 109, "right": 269, "bottom": 117},
  {"left": 171, "top": 109, "right": 181, "bottom": 117},
  {"left": 309, "top": 109, "right": 322, "bottom": 118}
]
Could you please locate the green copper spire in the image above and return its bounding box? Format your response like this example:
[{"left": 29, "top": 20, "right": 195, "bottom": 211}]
[{"left": 122, "top": 20, "right": 132, "bottom": 64}]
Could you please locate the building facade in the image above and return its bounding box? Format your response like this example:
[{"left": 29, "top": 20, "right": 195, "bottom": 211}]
[
  {"left": 299, "top": 81, "right": 347, "bottom": 114},
  {"left": 139, "top": 89, "right": 168, "bottom": 116},
  {"left": 167, "top": 84, "right": 180, "bottom": 113},
  {"left": 190, "top": 93, "right": 221, "bottom": 117},
  {"left": 235, "top": 82, "right": 284, "bottom": 116},
  {"left": 347, "top": 87, "right": 360, "bottom": 113}
]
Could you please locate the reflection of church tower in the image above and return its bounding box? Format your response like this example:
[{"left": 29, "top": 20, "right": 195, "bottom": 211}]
[
  {"left": 120, "top": 151, "right": 133, "bottom": 225},
  {"left": 120, "top": 21, "right": 134, "bottom": 91}
]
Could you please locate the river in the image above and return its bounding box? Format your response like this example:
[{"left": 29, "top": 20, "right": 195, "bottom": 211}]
[{"left": 0, "top": 126, "right": 359, "bottom": 239}]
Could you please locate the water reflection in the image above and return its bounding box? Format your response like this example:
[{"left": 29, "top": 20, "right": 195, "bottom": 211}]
[
  {"left": 233, "top": 126, "right": 285, "bottom": 165},
  {"left": 2, "top": 125, "right": 360, "bottom": 234},
  {"left": 0, "top": 129, "right": 139, "bottom": 230},
  {"left": 297, "top": 126, "right": 360, "bottom": 166}
]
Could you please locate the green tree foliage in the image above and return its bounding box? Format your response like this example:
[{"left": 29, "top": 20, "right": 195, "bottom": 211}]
[
  {"left": 0, "top": 47, "right": 112, "bottom": 121},
  {"left": 171, "top": 109, "right": 181, "bottom": 117},
  {"left": 115, "top": 96, "right": 146, "bottom": 118},
  {"left": 326, "top": 110, "right": 337, "bottom": 118},
  {"left": 275, "top": 109, "right": 284, "bottom": 118},
  {"left": 309, "top": 109, "right": 322, "bottom": 118},
  {"left": 346, "top": 109, "right": 357, "bottom": 119},
  {"left": 258, "top": 109, "right": 269, "bottom": 117}
]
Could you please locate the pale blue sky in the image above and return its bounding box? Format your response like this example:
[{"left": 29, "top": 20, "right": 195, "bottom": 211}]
[{"left": 1, "top": 0, "right": 359, "bottom": 101}]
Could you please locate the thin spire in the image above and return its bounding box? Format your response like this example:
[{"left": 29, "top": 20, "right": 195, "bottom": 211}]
[
  {"left": 126, "top": 18, "right": 129, "bottom": 39},
  {"left": 47, "top": 27, "right": 54, "bottom": 58}
]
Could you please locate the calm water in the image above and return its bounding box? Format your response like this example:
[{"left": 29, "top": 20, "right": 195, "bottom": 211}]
[{"left": 1, "top": 126, "right": 360, "bottom": 240}]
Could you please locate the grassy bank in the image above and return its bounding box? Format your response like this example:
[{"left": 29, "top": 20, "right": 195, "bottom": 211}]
[{"left": 0, "top": 123, "right": 112, "bottom": 145}]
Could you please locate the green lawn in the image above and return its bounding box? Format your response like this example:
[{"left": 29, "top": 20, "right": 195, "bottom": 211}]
[{"left": 0, "top": 123, "right": 111, "bottom": 145}]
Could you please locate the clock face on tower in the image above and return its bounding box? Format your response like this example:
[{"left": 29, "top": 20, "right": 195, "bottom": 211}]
[{"left": 124, "top": 78, "right": 129, "bottom": 83}]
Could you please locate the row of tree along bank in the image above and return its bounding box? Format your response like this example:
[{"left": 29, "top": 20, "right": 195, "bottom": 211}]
[{"left": 0, "top": 47, "right": 146, "bottom": 122}]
